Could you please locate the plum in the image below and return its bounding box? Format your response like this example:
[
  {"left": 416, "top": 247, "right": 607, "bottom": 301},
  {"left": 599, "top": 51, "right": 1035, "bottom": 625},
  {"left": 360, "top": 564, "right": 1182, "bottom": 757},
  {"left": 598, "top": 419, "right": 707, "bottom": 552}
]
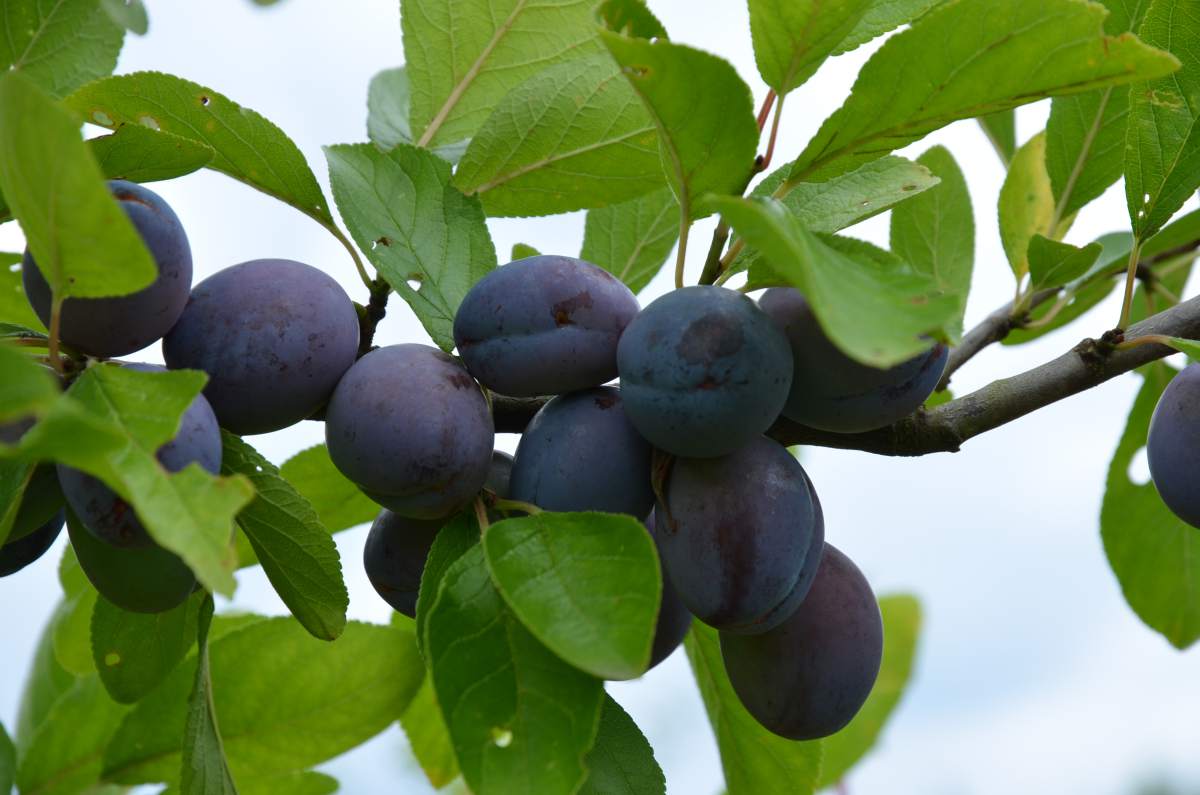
[
  {"left": 163, "top": 258, "right": 360, "bottom": 435},
  {"left": 0, "top": 510, "right": 63, "bottom": 577},
  {"left": 486, "top": 450, "right": 514, "bottom": 499},
  {"left": 454, "top": 255, "right": 639, "bottom": 397},
  {"left": 617, "top": 286, "right": 793, "bottom": 458},
  {"left": 362, "top": 509, "right": 444, "bottom": 617},
  {"left": 1148, "top": 364, "right": 1200, "bottom": 528},
  {"left": 643, "top": 512, "right": 692, "bottom": 671}
]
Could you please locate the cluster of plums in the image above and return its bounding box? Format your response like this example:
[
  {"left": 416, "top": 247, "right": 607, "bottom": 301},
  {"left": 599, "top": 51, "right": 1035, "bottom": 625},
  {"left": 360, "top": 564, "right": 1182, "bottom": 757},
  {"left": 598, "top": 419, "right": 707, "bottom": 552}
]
[{"left": 1, "top": 179, "right": 952, "bottom": 742}]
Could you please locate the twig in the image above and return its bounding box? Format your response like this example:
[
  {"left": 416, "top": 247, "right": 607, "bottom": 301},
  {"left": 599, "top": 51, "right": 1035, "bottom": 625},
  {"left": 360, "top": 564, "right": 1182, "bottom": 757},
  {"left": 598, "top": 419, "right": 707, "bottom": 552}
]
[{"left": 936, "top": 288, "right": 1058, "bottom": 391}]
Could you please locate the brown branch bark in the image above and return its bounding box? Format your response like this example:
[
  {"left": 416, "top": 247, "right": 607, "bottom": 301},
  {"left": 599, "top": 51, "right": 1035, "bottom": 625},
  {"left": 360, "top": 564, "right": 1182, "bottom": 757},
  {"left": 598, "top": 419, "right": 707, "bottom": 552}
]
[{"left": 937, "top": 288, "right": 1058, "bottom": 391}]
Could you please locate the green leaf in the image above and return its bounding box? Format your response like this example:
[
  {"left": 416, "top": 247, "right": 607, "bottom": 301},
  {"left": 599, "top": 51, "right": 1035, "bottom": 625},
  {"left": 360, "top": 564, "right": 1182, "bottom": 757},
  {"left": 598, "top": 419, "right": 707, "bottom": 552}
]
[
  {"left": 1126, "top": 0, "right": 1200, "bottom": 239},
  {"left": 181, "top": 596, "right": 238, "bottom": 795},
  {"left": 7, "top": 364, "right": 254, "bottom": 596},
  {"left": 0, "top": 460, "right": 31, "bottom": 547},
  {"left": 817, "top": 594, "right": 922, "bottom": 788},
  {"left": 889, "top": 146, "right": 974, "bottom": 336},
  {"left": 833, "top": 0, "right": 945, "bottom": 54},
  {"left": 104, "top": 618, "right": 424, "bottom": 784},
  {"left": 100, "top": 0, "right": 149, "bottom": 34},
  {"left": 325, "top": 142, "right": 496, "bottom": 351},
  {"left": 1027, "top": 235, "right": 1103, "bottom": 291},
  {"left": 0, "top": 252, "right": 46, "bottom": 331},
  {"left": 278, "top": 444, "right": 378, "bottom": 534},
  {"left": 712, "top": 196, "right": 957, "bottom": 366},
  {"left": 427, "top": 545, "right": 605, "bottom": 795},
  {"left": 415, "top": 512, "right": 480, "bottom": 654},
  {"left": 366, "top": 67, "right": 470, "bottom": 163},
  {"left": 1156, "top": 337, "right": 1200, "bottom": 360},
  {"left": 0, "top": 72, "right": 156, "bottom": 300},
  {"left": 0, "top": 0, "right": 124, "bottom": 98},
  {"left": 1102, "top": 364, "right": 1200, "bottom": 648},
  {"left": 400, "top": 677, "right": 460, "bottom": 790},
  {"left": 578, "top": 696, "right": 664, "bottom": 795},
  {"left": 454, "top": 55, "right": 662, "bottom": 216},
  {"left": 221, "top": 433, "right": 348, "bottom": 641},
  {"left": 17, "top": 598, "right": 77, "bottom": 745},
  {"left": 53, "top": 547, "right": 100, "bottom": 676},
  {"left": 402, "top": 0, "right": 604, "bottom": 148},
  {"left": 999, "top": 132, "right": 1055, "bottom": 280},
  {"left": 483, "top": 512, "right": 661, "bottom": 680},
  {"left": 748, "top": 0, "right": 871, "bottom": 94},
  {"left": 92, "top": 592, "right": 202, "bottom": 704},
  {"left": 596, "top": 0, "right": 668, "bottom": 38},
  {"left": 600, "top": 33, "right": 759, "bottom": 221},
  {"left": 0, "top": 344, "right": 58, "bottom": 420},
  {"left": 511, "top": 243, "right": 541, "bottom": 260},
  {"left": 89, "top": 124, "right": 214, "bottom": 183},
  {"left": 787, "top": 0, "right": 1180, "bottom": 183},
  {"left": 685, "top": 624, "right": 821, "bottom": 795},
  {"left": 580, "top": 188, "right": 679, "bottom": 294},
  {"left": 977, "top": 110, "right": 1016, "bottom": 164},
  {"left": 0, "top": 721, "right": 14, "bottom": 795},
  {"left": 164, "top": 771, "right": 338, "bottom": 795},
  {"left": 65, "top": 72, "right": 337, "bottom": 231}
]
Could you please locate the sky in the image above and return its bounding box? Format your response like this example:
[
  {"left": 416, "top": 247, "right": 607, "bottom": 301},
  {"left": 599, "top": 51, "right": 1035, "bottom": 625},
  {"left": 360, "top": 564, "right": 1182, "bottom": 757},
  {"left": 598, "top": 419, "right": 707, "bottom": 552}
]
[{"left": 2, "top": 1, "right": 1200, "bottom": 794}]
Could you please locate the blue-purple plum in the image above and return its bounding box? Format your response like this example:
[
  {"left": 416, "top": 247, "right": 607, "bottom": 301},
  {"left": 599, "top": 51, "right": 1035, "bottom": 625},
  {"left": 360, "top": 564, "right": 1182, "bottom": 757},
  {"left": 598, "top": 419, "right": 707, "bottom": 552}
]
[
  {"left": 487, "top": 450, "right": 514, "bottom": 499},
  {"left": 454, "top": 255, "right": 639, "bottom": 396},
  {"left": 7, "top": 465, "right": 64, "bottom": 543},
  {"left": 720, "top": 543, "right": 882, "bottom": 740},
  {"left": 163, "top": 258, "right": 360, "bottom": 435},
  {"left": 325, "top": 344, "right": 494, "bottom": 519},
  {"left": 654, "top": 435, "right": 823, "bottom": 634},
  {"left": 23, "top": 180, "right": 191, "bottom": 357},
  {"left": 759, "top": 288, "right": 948, "bottom": 433},
  {"left": 0, "top": 510, "right": 63, "bottom": 577},
  {"left": 1148, "top": 364, "right": 1200, "bottom": 528},
  {"left": 362, "top": 509, "right": 443, "bottom": 617},
  {"left": 509, "top": 387, "right": 653, "bottom": 516},
  {"left": 643, "top": 513, "right": 692, "bottom": 671},
  {"left": 617, "top": 286, "right": 793, "bottom": 458},
  {"left": 57, "top": 364, "right": 221, "bottom": 548}
]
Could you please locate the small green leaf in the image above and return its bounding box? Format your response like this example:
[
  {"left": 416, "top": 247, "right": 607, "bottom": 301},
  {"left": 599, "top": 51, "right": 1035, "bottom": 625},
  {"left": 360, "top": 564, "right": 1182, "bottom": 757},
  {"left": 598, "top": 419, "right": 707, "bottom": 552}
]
[
  {"left": 427, "top": 545, "right": 605, "bottom": 795},
  {"left": 1158, "top": 337, "right": 1200, "bottom": 360},
  {"left": 366, "top": 67, "right": 469, "bottom": 163},
  {"left": 16, "top": 597, "right": 77, "bottom": 747},
  {"left": 181, "top": 595, "right": 238, "bottom": 795},
  {"left": 600, "top": 33, "right": 759, "bottom": 221},
  {"left": 89, "top": 124, "right": 214, "bottom": 183},
  {"left": 415, "top": 512, "right": 479, "bottom": 654},
  {"left": 455, "top": 55, "right": 663, "bottom": 216},
  {"left": 817, "top": 594, "right": 922, "bottom": 788},
  {"left": 0, "top": 0, "right": 124, "bottom": 98},
  {"left": 788, "top": 0, "right": 1180, "bottom": 183},
  {"left": 0, "top": 72, "right": 157, "bottom": 300},
  {"left": 483, "top": 512, "right": 661, "bottom": 680},
  {"left": 748, "top": 0, "right": 871, "bottom": 94},
  {"left": 1102, "top": 364, "right": 1200, "bottom": 648},
  {"left": 92, "top": 592, "right": 202, "bottom": 704},
  {"left": 278, "top": 444, "right": 378, "bottom": 534},
  {"left": 402, "top": 0, "right": 604, "bottom": 148},
  {"left": 712, "top": 196, "right": 956, "bottom": 366},
  {"left": 53, "top": 548, "right": 100, "bottom": 676},
  {"left": 977, "top": 110, "right": 1016, "bottom": 164},
  {"left": 1125, "top": 0, "right": 1200, "bottom": 239},
  {"left": 221, "top": 433, "right": 348, "bottom": 641},
  {"left": 596, "top": 0, "right": 668, "bottom": 38},
  {"left": 580, "top": 188, "right": 679, "bottom": 294},
  {"left": 104, "top": 618, "right": 424, "bottom": 784},
  {"left": 578, "top": 696, "right": 665, "bottom": 795},
  {"left": 511, "top": 243, "right": 541, "bottom": 260},
  {"left": 0, "top": 344, "right": 58, "bottom": 420},
  {"left": 66, "top": 72, "right": 337, "bottom": 231},
  {"left": 0, "top": 721, "right": 14, "bottom": 795},
  {"left": 399, "top": 677, "right": 460, "bottom": 789},
  {"left": 325, "top": 142, "right": 497, "bottom": 351},
  {"left": 685, "top": 624, "right": 821, "bottom": 795},
  {"left": 1027, "top": 235, "right": 1103, "bottom": 291},
  {"left": 833, "top": 0, "right": 945, "bottom": 54},
  {"left": 999, "top": 132, "right": 1055, "bottom": 280},
  {"left": 889, "top": 146, "right": 974, "bottom": 337},
  {"left": 100, "top": 0, "right": 149, "bottom": 34},
  {"left": 0, "top": 253, "right": 45, "bottom": 331},
  {"left": 163, "top": 771, "right": 338, "bottom": 795}
]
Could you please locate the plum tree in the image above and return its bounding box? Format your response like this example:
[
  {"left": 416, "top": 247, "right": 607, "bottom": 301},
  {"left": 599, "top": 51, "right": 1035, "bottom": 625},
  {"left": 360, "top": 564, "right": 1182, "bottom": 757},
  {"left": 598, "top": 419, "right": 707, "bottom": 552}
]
[
  {"left": 325, "top": 344, "right": 494, "bottom": 519},
  {"left": 363, "top": 509, "right": 444, "bottom": 618},
  {"left": 22, "top": 180, "right": 192, "bottom": 358},
  {"left": 759, "top": 288, "right": 948, "bottom": 433},
  {"left": 654, "top": 435, "right": 823, "bottom": 634},
  {"left": 617, "top": 286, "right": 793, "bottom": 457},
  {"left": 163, "top": 258, "right": 360, "bottom": 435},
  {"left": 1148, "top": 364, "right": 1200, "bottom": 527},
  {"left": 509, "top": 387, "right": 654, "bottom": 516},
  {"left": 0, "top": 511, "right": 63, "bottom": 577},
  {"left": 643, "top": 513, "right": 693, "bottom": 670},
  {"left": 719, "top": 543, "right": 883, "bottom": 741},
  {"left": 486, "top": 450, "right": 514, "bottom": 499},
  {"left": 454, "top": 255, "right": 639, "bottom": 397},
  {"left": 57, "top": 364, "right": 222, "bottom": 548}
]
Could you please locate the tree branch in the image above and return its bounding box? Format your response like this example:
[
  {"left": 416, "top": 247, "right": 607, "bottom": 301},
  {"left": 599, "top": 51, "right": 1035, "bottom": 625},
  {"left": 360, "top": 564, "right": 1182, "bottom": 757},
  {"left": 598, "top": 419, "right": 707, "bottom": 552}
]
[{"left": 937, "top": 287, "right": 1058, "bottom": 391}]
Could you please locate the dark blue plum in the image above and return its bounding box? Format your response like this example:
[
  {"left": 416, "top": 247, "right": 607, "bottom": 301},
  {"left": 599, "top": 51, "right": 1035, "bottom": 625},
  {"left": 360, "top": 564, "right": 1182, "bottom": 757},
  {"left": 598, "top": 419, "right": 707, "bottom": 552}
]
[
  {"left": 509, "top": 387, "right": 653, "bottom": 517},
  {"left": 759, "top": 287, "right": 948, "bottom": 433},
  {"left": 617, "top": 286, "right": 793, "bottom": 458},
  {"left": 454, "top": 255, "right": 639, "bottom": 397},
  {"left": 325, "top": 344, "right": 494, "bottom": 519},
  {"left": 362, "top": 509, "right": 444, "bottom": 617},
  {"left": 720, "top": 543, "right": 882, "bottom": 740},
  {"left": 486, "top": 450, "right": 514, "bottom": 499},
  {"left": 66, "top": 511, "right": 195, "bottom": 613},
  {"left": 7, "top": 465, "right": 64, "bottom": 543},
  {"left": 643, "top": 512, "right": 692, "bottom": 671},
  {"left": 163, "top": 258, "right": 360, "bottom": 435},
  {"left": 654, "top": 435, "right": 823, "bottom": 634},
  {"left": 0, "top": 510, "right": 63, "bottom": 577},
  {"left": 23, "top": 180, "right": 192, "bottom": 358},
  {"left": 1148, "top": 364, "right": 1200, "bottom": 528},
  {"left": 57, "top": 364, "right": 221, "bottom": 548}
]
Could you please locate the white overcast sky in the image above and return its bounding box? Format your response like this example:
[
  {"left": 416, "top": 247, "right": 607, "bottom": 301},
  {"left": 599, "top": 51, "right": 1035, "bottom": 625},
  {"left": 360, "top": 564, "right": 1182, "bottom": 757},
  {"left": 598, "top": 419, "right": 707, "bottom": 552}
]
[{"left": 2, "top": 2, "right": 1199, "bottom": 794}]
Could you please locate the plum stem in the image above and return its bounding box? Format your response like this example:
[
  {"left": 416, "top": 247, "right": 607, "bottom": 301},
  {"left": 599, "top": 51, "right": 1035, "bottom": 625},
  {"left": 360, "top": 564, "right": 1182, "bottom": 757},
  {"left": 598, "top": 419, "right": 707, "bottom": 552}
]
[
  {"left": 492, "top": 498, "right": 542, "bottom": 516},
  {"left": 473, "top": 496, "right": 491, "bottom": 533},
  {"left": 673, "top": 215, "right": 690, "bottom": 289},
  {"left": 46, "top": 296, "right": 64, "bottom": 375},
  {"left": 1117, "top": 239, "right": 1145, "bottom": 331},
  {"left": 328, "top": 225, "right": 375, "bottom": 290}
]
